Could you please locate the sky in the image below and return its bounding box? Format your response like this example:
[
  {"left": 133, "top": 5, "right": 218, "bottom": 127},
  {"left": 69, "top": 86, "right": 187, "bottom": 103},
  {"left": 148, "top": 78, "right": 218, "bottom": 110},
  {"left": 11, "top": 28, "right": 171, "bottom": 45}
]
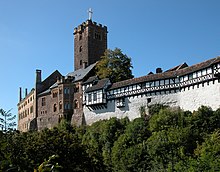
[{"left": 0, "top": 0, "right": 220, "bottom": 123}]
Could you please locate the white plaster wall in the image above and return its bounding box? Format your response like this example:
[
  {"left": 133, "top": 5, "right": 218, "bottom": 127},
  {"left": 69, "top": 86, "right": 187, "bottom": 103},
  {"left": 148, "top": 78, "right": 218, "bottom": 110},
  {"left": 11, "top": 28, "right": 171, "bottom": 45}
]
[
  {"left": 84, "top": 92, "right": 179, "bottom": 125},
  {"left": 179, "top": 81, "right": 220, "bottom": 111},
  {"left": 84, "top": 81, "right": 220, "bottom": 125}
]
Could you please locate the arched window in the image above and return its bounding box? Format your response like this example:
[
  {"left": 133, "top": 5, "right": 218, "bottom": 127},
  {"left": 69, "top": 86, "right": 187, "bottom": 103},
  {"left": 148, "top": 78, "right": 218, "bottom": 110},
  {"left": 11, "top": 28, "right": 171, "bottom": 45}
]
[
  {"left": 74, "top": 100, "right": 79, "bottom": 109},
  {"left": 79, "top": 46, "right": 82, "bottom": 52},
  {"left": 53, "top": 104, "right": 57, "bottom": 112},
  {"left": 59, "top": 101, "right": 62, "bottom": 110}
]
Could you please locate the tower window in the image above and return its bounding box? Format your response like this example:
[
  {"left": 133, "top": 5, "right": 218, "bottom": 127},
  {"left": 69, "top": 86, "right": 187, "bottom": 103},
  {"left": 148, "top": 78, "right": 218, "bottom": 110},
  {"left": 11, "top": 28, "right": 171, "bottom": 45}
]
[
  {"left": 80, "top": 60, "right": 82, "bottom": 66},
  {"left": 94, "top": 32, "right": 101, "bottom": 40},
  {"left": 53, "top": 104, "right": 57, "bottom": 112},
  {"left": 79, "top": 34, "right": 82, "bottom": 40},
  {"left": 79, "top": 46, "right": 82, "bottom": 52}
]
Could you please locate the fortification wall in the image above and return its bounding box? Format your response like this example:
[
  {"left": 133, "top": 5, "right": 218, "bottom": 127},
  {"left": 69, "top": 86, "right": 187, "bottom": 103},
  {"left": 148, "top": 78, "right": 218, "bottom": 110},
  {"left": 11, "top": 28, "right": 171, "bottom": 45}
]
[
  {"left": 179, "top": 81, "right": 220, "bottom": 111},
  {"left": 84, "top": 80, "right": 220, "bottom": 125},
  {"left": 84, "top": 92, "right": 180, "bottom": 125}
]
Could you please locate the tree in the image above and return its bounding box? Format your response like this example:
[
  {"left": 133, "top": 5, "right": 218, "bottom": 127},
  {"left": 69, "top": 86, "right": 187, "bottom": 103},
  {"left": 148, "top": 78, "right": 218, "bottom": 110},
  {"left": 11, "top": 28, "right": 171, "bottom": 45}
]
[
  {"left": 96, "top": 48, "right": 133, "bottom": 83},
  {"left": 0, "top": 109, "right": 16, "bottom": 132}
]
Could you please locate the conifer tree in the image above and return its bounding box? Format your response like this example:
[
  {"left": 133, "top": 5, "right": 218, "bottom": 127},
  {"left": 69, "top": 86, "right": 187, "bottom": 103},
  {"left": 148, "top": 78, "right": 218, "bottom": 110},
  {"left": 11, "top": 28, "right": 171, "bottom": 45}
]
[{"left": 0, "top": 109, "right": 16, "bottom": 132}]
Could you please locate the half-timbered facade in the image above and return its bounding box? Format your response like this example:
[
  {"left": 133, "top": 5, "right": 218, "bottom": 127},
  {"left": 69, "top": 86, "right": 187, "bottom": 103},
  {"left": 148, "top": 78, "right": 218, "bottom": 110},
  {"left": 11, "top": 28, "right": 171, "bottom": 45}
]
[{"left": 83, "top": 57, "right": 220, "bottom": 125}]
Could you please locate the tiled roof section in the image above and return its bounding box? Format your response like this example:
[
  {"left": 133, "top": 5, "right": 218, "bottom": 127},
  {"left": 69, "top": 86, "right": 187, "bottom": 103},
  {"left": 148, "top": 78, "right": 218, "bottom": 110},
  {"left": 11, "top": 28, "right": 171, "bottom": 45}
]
[
  {"left": 85, "top": 78, "right": 110, "bottom": 92},
  {"left": 166, "top": 62, "right": 188, "bottom": 72},
  {"left": 83, "top": 76, "right": 98, "bottom": 84},
  {"left": 38, "top": 89, "right": 51, "bottom": 97},
  {"left": 66, "top": 63, "right": 96, "bottom": 82},
  {"left": 39, "top": 70, "right": 62, "bottom": 93},
  {"left": 175, "top": 56, "right": 220, "bottom": 76},
  {"left": 50, "top": 82, "right": 58, "bottom": 89},
  {"left": 110, "top": 56, "right": 220, "bottom": 90}
]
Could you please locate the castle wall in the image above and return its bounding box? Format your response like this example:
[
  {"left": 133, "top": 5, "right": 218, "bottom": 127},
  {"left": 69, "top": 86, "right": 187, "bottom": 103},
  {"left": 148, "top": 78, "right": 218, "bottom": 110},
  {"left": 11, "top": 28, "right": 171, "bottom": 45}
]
[
  {"left": 179, "top": 81, "right": 220, "bottom": 111},
  {"left": 84, "top": 92, "right": 180, "bottom": 125}
]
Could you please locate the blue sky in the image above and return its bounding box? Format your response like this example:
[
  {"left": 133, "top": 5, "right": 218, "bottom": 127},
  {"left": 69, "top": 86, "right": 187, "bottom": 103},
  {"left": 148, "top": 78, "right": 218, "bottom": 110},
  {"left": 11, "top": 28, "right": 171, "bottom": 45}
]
[{"left": 0, "top": 0, "right": 220, "bottom": 122}]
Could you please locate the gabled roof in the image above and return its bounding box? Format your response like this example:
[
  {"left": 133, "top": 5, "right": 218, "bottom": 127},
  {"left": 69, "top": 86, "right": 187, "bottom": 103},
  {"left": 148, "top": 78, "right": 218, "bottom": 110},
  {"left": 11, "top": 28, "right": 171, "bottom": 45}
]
[
  {"left": 165, "top": 62, "right": 188, "bottom": 72},
  {"left": 39, "top": 70, "right": 62, "bottom": 93},
  {"left": 85, "top": 78, "right": 110, "bottom": 92},
  {"left": 83, "top": 76, "right": 99, "bottom": 84},
  {"left": 109, "top": 56, "right": 220, "bottom": 90},
  {"left": 66, "top": 63, "right": 96, "bottom": 82},
  {"left": 38, "top": 89, "right": 51, "bottom": 96}
]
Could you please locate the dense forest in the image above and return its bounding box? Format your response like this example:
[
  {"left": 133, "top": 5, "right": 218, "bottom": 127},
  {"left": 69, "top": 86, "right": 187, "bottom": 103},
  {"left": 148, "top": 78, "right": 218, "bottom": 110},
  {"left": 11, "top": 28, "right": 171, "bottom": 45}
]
[{"left": 1, "top": 105, "right": 220, "bottom": 171}]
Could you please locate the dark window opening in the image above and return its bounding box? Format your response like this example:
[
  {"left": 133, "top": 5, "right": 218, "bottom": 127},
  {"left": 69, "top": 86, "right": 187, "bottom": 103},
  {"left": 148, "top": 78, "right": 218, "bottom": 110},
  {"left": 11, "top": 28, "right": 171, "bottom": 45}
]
[
  {"left": 94, "top": 93, "right": 97, "bottom": 101},
  {"left": 53, "top": 104, "right": 57, "bottom": 112},
  {"left": 79, "top": 46, "right": 82, "bottom": 52},
  {"left": 88, "top": 94, "right": 92, "bottom": 102},
  {"left": 42, "top": 97, "right": 46, "bottom": 106},
  {"left": 79, "top": 34, "right": 82, "bottom": 40},
  {"left": 95, "top": 32, "right": 101, "bottom": 40}
]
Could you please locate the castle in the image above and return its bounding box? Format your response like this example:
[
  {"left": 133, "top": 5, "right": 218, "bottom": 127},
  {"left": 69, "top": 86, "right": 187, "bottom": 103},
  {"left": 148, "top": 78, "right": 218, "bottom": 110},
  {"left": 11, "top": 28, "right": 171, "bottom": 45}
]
[{"left": 17, "top": 17, "right": 220, "bottom": 132}]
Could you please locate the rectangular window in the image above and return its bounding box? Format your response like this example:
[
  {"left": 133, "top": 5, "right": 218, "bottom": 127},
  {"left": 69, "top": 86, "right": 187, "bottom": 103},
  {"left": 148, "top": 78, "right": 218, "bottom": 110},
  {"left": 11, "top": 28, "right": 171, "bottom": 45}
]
[
  {"left": 189, "top": 74, "right": 193, "bottom": 80},
  {"left": 155, "top": 81, "right": 160, "bottom": 86},
  {"left": 64, "top": 88, "right": 70, "bottom": 94},
  {"left": 160, "top": 80, "right": 165, "bottom": 85},
  {"left": 94, "top": 92, "right": 97, "bottom": 101},
  {"left": 53, "top": 92, "right": 58, "bottom": 98},
  {"left": 94, "top": 32, "right": 101, "bottom": 40},
  {"left": 30, "top": 106, "right": 33, "bottom": 113},
  {"left": 88, "top": 94, "right": 92, "bottom": 102},
  {"left": 42, "top": 97, "right": 46, "bottom": 106},
  {"left": 59, "top": 88, "right": 62, "bottom": 94},
  {"left": 116, "top": 98, "right": 125, "bottom": 107}
]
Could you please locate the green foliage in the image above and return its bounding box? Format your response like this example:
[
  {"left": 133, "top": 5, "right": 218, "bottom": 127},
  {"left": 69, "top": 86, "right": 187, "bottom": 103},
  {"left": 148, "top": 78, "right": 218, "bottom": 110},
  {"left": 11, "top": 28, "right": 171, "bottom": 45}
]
[
  {"left": 1, "top": 106, "right": 220, "bottom": 171},
  {"left": 111, "top": 118, "right": 151, "bottom": 172},
  {"left": 38, "top": 155, "right": 62, "bottom": 172},
  {"left": 95, "top": 48, "right": 133, "bottom": 83}
]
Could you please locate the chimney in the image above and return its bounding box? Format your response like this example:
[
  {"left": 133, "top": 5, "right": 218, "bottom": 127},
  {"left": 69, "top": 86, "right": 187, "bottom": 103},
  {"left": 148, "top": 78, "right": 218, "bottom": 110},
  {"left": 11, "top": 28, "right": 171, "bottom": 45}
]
[
  {"left": 25, "top": 88, "right": 28, "bottom": 97},
  {"left": 19, "top": 87, "right": 22, "bottom": 101},
  {"left": 156, "top": 68, "right": 163, "bottom": 74},
  {"left": 36, "top": 69, "right": 42, "bottom": 84}
]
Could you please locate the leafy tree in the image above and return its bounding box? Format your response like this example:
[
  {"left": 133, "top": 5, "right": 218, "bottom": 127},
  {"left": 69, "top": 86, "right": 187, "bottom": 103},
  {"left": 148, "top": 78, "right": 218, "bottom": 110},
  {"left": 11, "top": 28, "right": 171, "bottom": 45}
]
[
  {"left": 0, "top": 109, "right": 16, "bottom": 132},
  {"left": 82, "top": 117, "right": 128, "bottom": 172},
  {"left": 38, "top": 155, "right": 62, "bottom": 172},
  {"left": 96, "top": 48, "right": 133, "bottom": 83},
  {"left": 111, "top": 118, "right": 151, "bottom": 172}
]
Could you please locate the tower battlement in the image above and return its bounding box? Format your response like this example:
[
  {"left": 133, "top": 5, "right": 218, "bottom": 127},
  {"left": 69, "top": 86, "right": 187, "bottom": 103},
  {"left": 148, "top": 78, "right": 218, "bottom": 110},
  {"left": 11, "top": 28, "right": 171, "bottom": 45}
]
[{"left": 74, "top": 20, "right": 107, "bottom": 35}]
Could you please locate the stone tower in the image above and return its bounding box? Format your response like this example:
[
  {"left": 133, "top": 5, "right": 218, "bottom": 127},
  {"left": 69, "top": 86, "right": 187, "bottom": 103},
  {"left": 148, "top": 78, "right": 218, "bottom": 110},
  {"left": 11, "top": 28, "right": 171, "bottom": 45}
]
[{"left": 73, "top": 19, "right": 108, "bottom": 71}]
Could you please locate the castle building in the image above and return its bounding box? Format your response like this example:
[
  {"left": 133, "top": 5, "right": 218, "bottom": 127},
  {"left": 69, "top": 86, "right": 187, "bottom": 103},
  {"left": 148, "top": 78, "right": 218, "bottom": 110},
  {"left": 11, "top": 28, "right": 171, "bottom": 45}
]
[
  {"left": 17, "top": 18, "right": 107, "bottom": 131},
  {"left": 17, "top": 88, "right": 35, "bottom": 131},
  {"left": 17, "top": 16, "right": 220, "bottom": 131},
  {"left": 83, "top": 57, "right": 220, "bottom": 125}
]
